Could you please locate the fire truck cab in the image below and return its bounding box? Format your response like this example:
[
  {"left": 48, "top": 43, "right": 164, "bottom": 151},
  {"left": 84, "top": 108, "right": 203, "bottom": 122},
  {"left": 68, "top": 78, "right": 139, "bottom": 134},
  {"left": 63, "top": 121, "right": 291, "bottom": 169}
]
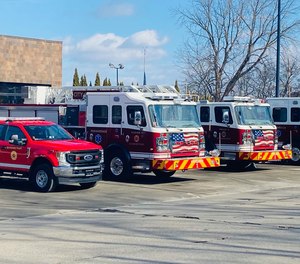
[
  {"left": 266, "top": 97, "right": 300, "bottom": 163},
  {"left": 198, "top": 96, "right": 292, "bottom": 169},
  {"left": 68, "top": 85, "right": 220, "bottom": 179}
]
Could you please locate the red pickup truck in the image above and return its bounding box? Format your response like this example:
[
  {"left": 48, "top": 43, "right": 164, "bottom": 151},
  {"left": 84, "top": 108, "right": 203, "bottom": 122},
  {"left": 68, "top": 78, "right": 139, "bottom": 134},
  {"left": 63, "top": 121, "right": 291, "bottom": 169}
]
[{"left": 0, "top": 118, "right": 104, "bottom": 192}]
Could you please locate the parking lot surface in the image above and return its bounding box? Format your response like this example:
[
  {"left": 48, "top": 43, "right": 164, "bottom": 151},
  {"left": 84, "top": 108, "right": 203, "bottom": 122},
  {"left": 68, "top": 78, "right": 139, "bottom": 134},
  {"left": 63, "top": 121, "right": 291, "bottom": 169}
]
[{"left": 0, "top": 163, "right": 299, "bottom": 263}]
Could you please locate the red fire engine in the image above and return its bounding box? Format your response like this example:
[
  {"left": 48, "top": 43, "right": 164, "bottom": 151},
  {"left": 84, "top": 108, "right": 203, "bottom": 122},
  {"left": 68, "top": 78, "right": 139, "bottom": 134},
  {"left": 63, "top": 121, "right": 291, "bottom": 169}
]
[
  {"left": 266, "top": 97, "right": 300, "bottom": 163},
  {"left": 65, "top": 85, "right": 221, "bottom": 178},
  {"left": 197, "top": 96, "right": 292, "bottom": 170}
]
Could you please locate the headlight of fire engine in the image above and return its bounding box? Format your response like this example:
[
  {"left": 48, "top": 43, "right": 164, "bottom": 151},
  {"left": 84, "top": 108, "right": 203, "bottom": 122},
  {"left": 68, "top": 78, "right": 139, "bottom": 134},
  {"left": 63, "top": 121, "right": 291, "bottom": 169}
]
[
  {"left": 156, "top": 135, "right": 169, "bottom": 152},
  {"left": 199, "top": 134, "right": 206, "bottom": 149},
  {"left": 56, "top": 151, "right": 70, "bottom": 166}
]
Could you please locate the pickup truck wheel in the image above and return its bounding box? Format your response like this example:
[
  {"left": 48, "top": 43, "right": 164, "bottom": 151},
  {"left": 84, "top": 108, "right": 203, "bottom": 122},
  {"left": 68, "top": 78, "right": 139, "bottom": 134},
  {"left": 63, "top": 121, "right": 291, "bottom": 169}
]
[
  {"left": 105, "top": 150, "right": 132, "bottom": 179},
  {"left": 30, "top": 164, "right": 56, "bottom": 192},
  {"left": 80, "top": 182, "right": 97, "bottom": 189},
  {"left": 153, "top": 170, "right": 176, "bottom": 178}
]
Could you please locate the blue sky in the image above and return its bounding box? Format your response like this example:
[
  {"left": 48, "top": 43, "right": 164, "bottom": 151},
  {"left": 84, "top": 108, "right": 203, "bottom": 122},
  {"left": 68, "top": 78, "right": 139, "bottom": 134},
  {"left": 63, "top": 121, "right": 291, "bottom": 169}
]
[{"left": 0, "top": 0, "right": 189, "bottom": 86}]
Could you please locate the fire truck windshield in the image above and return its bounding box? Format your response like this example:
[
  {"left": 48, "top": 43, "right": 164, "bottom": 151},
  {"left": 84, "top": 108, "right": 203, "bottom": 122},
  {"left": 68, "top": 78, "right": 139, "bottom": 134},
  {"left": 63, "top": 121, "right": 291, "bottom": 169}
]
[
  {"left": 149, "top": 104, "right": 200, "bottom": 128},
  {"left": 25, "top": 124, "right": 74, "bottom": 141},
  {"left": 235, "top": 105, "right": 273, "bottom": 125}
]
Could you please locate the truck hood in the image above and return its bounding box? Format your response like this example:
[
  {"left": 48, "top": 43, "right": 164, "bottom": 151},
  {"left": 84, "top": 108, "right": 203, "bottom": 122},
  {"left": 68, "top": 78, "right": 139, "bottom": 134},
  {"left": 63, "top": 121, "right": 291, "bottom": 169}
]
[{"left": 32, "top": 139, "right": 102, "bottom": 151}]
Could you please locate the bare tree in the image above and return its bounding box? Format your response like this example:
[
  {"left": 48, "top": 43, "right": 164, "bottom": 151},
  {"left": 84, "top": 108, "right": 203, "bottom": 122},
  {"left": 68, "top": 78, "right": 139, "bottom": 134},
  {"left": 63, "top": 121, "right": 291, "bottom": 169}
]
[
  {"left": 236, "top": 58, "right": 276, "bottom": 98},
  {"left": 176, "top": 0, "right": 300, "bottom": 101},
  {"left": 280, "top": 48, "right": 300, "bottom": 96}
]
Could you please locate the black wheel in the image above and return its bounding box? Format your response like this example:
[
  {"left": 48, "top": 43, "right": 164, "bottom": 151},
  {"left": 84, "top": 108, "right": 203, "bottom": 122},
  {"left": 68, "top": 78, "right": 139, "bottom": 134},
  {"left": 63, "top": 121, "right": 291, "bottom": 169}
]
[
  {"left": 290, "top": 147, "right": 300, "bottom": 164},
  {"left": 153, "top": 169, "right": 176, "bottom": 178},
  {"left": 80, "top": 182, "right": 97, "bottom": 189},
  {"left": 226, "top": 161, "right": 256, "bottom": 171},
  {"left": 30, "top": 163, "right": 57, "bottom": 192},
  {"left": 104, "top": 150, "right": 132, "bottom": 179}
]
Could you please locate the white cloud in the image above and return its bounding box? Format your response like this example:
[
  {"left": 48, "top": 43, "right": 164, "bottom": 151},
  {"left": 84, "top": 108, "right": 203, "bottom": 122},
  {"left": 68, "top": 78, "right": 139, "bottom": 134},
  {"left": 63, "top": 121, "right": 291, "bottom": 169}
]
[
  {"left": 62, "top": 30, "right": 178, "bottom": 86},
  {"left": 96, "top": 1, "right": 135, "bottom": 17},
  {"left": 121, "top": 30, "right": 168, "bottom": 48},
  {"left": 63, "top": 30, "right": 168, "bottom": 63}
]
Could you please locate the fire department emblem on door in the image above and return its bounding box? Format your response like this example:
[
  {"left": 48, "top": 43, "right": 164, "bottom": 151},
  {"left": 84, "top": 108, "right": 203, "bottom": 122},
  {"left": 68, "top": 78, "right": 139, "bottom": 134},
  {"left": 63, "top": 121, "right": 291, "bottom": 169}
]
[{"left": 11, "top": 151, "right": 17, "bottom": 160}]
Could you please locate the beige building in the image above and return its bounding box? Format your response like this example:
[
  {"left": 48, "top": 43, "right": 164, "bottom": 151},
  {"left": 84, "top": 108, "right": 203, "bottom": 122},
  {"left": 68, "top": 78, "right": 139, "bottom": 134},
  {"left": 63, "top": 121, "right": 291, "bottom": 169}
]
[{"left": 0, "top": 35, "right": 62, "bottom": 103}]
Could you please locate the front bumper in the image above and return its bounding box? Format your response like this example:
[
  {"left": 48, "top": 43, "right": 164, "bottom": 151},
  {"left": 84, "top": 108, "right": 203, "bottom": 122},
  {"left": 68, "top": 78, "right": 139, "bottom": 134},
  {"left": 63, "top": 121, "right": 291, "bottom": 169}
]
[
  {"left": 152, "top": 156, "right": 220, "bottom": 171},
  {"left": 238, "top": 150, "right": 292, "bottom": 161},
  {"left": 53, "top": 163, "right": 103, "bottom": 184}
]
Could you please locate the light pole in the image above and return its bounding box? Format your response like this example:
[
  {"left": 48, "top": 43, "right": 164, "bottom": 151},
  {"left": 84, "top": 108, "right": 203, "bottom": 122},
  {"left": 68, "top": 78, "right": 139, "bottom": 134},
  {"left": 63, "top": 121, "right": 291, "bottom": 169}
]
[
  {"left": 109, "top": 63, "right": 124, "bottom": 85},
  {"left": 275, "top": 0, "right": 281, "bottom": 97}
]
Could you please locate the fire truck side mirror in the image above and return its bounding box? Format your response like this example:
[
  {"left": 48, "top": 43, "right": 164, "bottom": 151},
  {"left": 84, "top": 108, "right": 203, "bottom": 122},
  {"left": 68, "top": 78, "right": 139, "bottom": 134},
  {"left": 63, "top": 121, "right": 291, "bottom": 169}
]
[
  {"left": 134, "top": 111, "right": 142, "bottom": 126},
  {"left": 222, "top": 111, "right": 229, "bottom": 125}
]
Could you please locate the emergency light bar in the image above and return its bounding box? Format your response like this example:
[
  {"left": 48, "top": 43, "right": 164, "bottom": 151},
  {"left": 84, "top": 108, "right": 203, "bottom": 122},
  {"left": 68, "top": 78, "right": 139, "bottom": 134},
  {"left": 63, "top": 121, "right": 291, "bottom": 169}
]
[
  {"left": 0, "top": 117, "right": 45, "bottom": 122},
  {"left": 223, "top": 96, "right": 254, "bottom": 102}
]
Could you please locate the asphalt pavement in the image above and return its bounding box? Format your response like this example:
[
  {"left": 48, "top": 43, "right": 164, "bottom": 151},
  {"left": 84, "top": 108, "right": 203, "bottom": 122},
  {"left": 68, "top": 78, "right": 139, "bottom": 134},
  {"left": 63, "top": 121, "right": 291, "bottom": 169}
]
[{"left": 0, "top": 163, "right": 299, "bottom": 264}]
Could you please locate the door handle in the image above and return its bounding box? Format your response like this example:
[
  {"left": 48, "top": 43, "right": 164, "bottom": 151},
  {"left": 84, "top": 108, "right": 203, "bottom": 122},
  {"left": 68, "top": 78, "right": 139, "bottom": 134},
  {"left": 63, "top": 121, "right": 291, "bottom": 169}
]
[{"left": 1, "top": 146, "right": 7, "bottom": 150}]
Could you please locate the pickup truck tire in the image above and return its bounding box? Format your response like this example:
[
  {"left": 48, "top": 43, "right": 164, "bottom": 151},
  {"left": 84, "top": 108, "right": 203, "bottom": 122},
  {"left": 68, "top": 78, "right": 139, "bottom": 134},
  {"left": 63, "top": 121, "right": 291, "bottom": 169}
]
[
  {"left": 105, "top": 150, "right": 132, "bottom": 179},
  {"left": 30, "top": 163, "right": 57, "bottom": 192},
  {"left": 80, "top": 182, "right": 97, "bottom": 189},
  {"left": 153, "top": 169, "right": 176, "bottom": 178}
]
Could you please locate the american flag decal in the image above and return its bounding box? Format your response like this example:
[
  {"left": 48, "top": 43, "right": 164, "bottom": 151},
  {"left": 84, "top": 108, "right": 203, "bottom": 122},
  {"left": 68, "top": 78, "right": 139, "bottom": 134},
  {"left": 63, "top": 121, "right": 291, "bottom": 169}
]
[
  {"left": 252, "top": 129, "right": 274, "bottom": 148},
  {"left": 170, "top": 132, "right": 199, "bottom": 153}
]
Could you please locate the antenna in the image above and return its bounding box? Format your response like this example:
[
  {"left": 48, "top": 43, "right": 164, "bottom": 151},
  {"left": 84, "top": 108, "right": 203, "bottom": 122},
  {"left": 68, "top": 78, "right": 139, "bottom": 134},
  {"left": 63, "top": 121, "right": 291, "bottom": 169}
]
[{"left": 143, "top": 48, "right": 147, "bottom": 85}]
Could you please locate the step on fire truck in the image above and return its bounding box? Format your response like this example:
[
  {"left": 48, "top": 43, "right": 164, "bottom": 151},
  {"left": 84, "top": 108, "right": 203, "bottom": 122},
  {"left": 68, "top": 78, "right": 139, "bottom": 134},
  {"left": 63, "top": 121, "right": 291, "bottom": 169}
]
[
  {"left": 197, "top": 96, "right": 292, "bottom": 170},
  {"left": 266, "top": 97, "right": 300, "bottom": 163}
]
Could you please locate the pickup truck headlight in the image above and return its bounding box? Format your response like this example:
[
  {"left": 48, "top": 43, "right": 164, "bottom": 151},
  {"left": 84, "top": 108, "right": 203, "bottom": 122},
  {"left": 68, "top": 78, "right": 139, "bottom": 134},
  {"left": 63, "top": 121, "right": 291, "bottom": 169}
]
[{"left": 56, "top": 151, "right": 70, "bottom": 166}]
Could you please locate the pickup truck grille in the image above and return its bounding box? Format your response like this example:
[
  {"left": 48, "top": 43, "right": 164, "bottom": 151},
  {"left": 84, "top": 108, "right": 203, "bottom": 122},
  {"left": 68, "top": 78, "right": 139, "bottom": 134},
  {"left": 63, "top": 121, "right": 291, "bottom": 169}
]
[{"left": 66, "top": 150, "right": 102, "bottom": 165}]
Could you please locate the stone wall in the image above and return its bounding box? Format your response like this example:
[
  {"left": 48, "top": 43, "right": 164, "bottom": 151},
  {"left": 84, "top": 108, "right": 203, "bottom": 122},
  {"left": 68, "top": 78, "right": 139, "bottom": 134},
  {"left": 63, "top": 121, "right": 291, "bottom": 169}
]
[{"left": 0, "top": 35, "right": 62, "bottom": 87}]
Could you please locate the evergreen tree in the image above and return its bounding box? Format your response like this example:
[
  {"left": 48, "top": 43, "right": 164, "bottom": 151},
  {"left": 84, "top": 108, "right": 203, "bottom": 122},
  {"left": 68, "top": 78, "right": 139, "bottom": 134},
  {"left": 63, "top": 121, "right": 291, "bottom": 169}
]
[
  {"left": 108, "top": 79, "right": 111, "bottom": 86},
  {"left": 73, "top": 68, "right": 80, "bottom": 86},
  {"left": 80, "top": 76, "right": 84, "bottom": 86},
  {"left": 89, "top": 81, "right": 92, "bottom": 86},
  {"left": 103, "top": 77, "right": 108, "bottom": 86},
  {"left": 94, "top": 72, "right": 101, "bottom": 86},
  {"left": 79, "top": 75, "right": 87, "bottom": 86},
  {"left": 174, "top": 80, "right": 180, "bottom": 92},
  {"left": 83, "top": 74, "right": 87, "bottom": 86}
]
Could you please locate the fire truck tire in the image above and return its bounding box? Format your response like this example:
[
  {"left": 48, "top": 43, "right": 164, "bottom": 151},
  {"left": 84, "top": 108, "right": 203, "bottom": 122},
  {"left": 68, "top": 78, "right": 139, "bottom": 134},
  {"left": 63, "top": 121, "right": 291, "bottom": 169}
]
[
  {"left": 153, "top": 170, "right": 176, "bottom": 178},
  {"left": 30, "top": 163, "right": 57, "bottom": 192},
  {"left": 105, "top": 150, "right": 132, "bottom": 179},
  {"left": 80, "top": 182, "right": 97, "bottom": 189},
  {"left": 291, "top": 147, "right": 300, "bottom": 163}
]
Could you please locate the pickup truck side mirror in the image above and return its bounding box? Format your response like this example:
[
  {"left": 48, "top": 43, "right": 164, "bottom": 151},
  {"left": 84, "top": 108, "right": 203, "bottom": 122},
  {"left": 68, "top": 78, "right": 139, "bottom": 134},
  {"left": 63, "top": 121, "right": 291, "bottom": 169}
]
[{"left": 9, "top": 134, "right": 27, "bottom": 146}]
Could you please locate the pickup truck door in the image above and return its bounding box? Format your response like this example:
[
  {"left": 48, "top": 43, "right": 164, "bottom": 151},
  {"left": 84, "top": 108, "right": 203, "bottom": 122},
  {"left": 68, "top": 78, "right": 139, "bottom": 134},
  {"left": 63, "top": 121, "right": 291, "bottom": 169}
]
[{"left": 0, "top": 125, "right": 30, "bottom": 172}]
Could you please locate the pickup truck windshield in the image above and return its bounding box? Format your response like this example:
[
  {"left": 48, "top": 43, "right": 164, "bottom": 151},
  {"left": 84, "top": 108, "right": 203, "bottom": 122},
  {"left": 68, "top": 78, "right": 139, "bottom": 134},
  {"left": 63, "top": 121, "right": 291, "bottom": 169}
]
[
  {"left": 235, "top": 105, "right": 273, "bottom": 125},
  {"left": 149, "top": 104, "right": 200, "bottom": 128},
  {"left": 25, "top": 124, "right": 74, "bottom": 140}
]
